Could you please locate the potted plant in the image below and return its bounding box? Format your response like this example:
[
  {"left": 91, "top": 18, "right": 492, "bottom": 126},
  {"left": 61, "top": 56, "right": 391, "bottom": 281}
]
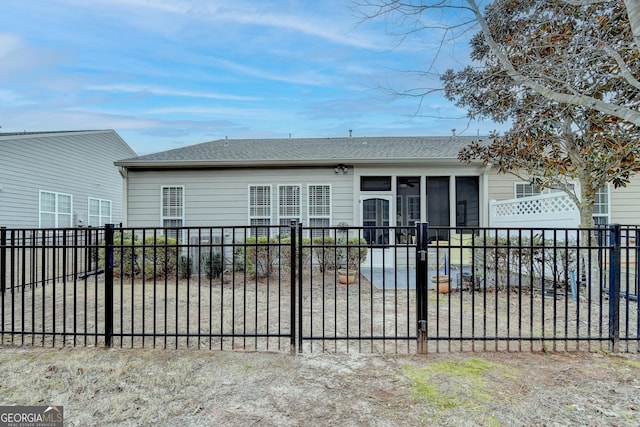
[
  {"left": 431, "top": 274, "right": 451, "bottom": 293},
  {"left": 336, "top": 237, "right": 368, "bottom": 285}
]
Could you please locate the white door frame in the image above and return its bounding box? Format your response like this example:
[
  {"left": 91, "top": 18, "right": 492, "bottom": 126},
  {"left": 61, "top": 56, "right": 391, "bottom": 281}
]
[{"left": 359, "top": 195, "right": 394, "bottom": 268}]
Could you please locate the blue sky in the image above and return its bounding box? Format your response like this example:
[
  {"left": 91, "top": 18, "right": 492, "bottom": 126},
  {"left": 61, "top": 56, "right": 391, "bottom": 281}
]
[{"left": 0, "top": 0, "right": 500, "bottom": 155}]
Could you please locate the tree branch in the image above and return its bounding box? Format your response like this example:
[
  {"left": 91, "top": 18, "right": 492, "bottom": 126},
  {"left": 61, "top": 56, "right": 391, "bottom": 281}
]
[{"left": 466, "top": 0, "right": 640, "bottom": 126}]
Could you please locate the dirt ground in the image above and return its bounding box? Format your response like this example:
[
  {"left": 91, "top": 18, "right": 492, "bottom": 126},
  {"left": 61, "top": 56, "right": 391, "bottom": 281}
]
[{"left": 1, "top": 347, "right": 640, "bottom": 426}]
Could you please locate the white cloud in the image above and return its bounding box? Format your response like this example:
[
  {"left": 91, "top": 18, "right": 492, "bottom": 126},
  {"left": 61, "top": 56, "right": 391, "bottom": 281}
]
[
  {"left": 0, "top": 34, "right": 64, "bottom": 79},
  {"left": 86, "top": 84, "right": 262, "bottom": 101}
]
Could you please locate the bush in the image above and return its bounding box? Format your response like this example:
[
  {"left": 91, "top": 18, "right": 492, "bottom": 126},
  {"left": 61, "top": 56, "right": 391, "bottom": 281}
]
[
  {"left": 202, "top": 250, "right": 223, "bottom": 279},
  {"left": 178, "top": 255, "right": 192, "bottom": 279},
  {"left": 100, "top": 233, "right": 179, "bottom": 279},
  {"left": 279, "top": 236, "right": 311, "bottom": 272},
  {"left": 141, "top": 235, "right": 179, "bottom": 278},
  {"left": 244, "top": 236, "right": 279, "bottom": 279},
  {"left": 312, "top": 236, "right": 337, "bottom": 272},
  {"left": 337, "top": 237, "right": 368, "bottom": 269},
  {"left": 474, "top": 235, "right": 576, "bottom": 290}
]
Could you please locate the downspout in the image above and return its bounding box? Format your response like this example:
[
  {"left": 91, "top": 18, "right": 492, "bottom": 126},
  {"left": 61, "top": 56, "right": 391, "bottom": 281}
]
[{"left": 118, "top": 166, "right": 128, "bottom": 226}]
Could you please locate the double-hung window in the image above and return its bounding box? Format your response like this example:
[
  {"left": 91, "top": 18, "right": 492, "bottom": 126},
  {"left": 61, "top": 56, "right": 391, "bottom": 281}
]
[
  {"left": 39, "top": 190, "right": 73, "bottom": 228},
  {"left": 249, "top": 185, "right": 272, "bottom": 237},
  {"left": 278, "top": 185, "right": 301, "bottom": 236},
  {"left": 593, "top": 185, "right": 610, "bottom": 225},
  {"left": 161, "top": 186, "right": 184, "bottom": 239},
  {"left": 88, "top": 198, "right": 112, "bottom": 227},
  {"left": 515, "top": 182, "right": 542, "bottom": 198},
  {"left": 308, "top": 184, "right": 331, "bottom": 237}
]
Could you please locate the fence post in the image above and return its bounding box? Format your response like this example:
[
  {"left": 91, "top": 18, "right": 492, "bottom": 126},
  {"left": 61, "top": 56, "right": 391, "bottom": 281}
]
[
  {"left": 1, "top": 227, "right": 6, "bottom": 294},
  {"left": 289, "top": 220, "right": 297, "bottom": 354},
  {"left": 609, "top": 224, "right": 621, "bottom": 352},
  {"left": 104, "top": 224, "right": 114, "bottom": 348},
  {"left": 416, "top": 222, "right": 429, "bottom": 354}
]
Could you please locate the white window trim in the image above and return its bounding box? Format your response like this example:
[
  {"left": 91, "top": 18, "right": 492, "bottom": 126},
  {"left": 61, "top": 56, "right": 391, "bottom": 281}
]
[
  {"left": 88, "top": 198, "right": 112, "bottom": 227},
  {"left": 160, "top": 185, "right": 185, "bottom": 227},
  {"left": 514, "top": 182, "right": 542, "bottom": 199},
  {"left": 39, "top": 190, "right": 73, "bottom": 228}
]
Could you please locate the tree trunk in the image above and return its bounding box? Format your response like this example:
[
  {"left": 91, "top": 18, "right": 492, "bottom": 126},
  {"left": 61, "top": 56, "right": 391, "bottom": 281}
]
[{"left": 625, "top": 0, "right": 640, "bottom": 49}]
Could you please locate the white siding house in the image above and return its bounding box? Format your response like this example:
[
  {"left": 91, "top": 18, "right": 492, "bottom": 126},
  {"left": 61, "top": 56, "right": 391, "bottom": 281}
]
[
  {"left": 115, "top": 136, "right": 489, "bottom": 243},
  {"left": 115, "top": 135, "right": 640, "bottom": 239},
  {"left": 0, "top": 130, "right": 136, "bottom": 228}
]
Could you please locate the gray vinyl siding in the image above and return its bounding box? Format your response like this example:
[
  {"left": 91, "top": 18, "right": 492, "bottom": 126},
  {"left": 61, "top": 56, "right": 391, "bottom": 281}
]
[
  {"left": 0, "top": 130, "right": 136, "bottom": 228},
  {"left": 487, "top": 169, "right": 520, "bottom": 202},
  {"left": 125, "top": 168, "right": 355, "bottom": 228},
  {"left": 610, "top": 176, "right": 640, "bottom": 225}
]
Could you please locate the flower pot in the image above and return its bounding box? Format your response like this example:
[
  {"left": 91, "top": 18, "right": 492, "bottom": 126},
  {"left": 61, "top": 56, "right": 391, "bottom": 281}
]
[
  {"left": 431, "top": 275, "right": 451, "bottom": 293},
  {"left": 338, "top": 269, "right": 357, "bottom": 284}
]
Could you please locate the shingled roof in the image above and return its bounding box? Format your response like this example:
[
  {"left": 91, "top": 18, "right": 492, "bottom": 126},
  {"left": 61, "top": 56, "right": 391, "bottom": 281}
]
[{"left": 115, "top": 135, "right": 485, "bottom": 168}]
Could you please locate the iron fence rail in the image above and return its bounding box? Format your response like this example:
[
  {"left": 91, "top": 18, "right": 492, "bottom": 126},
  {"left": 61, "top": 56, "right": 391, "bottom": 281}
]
[{"left": 1, "top": 224, "right": 638, "bottom": 353}]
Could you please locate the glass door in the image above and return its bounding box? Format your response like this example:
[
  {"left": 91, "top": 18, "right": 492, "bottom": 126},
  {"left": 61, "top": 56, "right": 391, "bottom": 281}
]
[{"left": 360, "top": 196, "right": 393, "bottom": 267}]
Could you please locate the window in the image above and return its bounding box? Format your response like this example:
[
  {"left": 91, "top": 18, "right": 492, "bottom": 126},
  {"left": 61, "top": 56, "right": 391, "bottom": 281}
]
[
  {"left": 593, "top": 185, "right": 609, "bottom": 225},
  {"left": 278, "top": 185, "right": 301, "bottom": 235},
  {"left": 308, "top": 184, "right": 331, "bottom": 237},
  {"left": 39, "top": 191, "right": 72, "bottom": 228},
  {"left": 161, "top": 186, "right": 184, "bottom": 239},
  {"left": 88, "top": 198, "right": 112, "bottom": 227},
  {"left": 360, "top": 176, "right": 391, "bottom": 191},
  {"left": 249, "top": 185, "right": 271, "bottom": 237},
  {"left": 515, "top": 183, "right": 542, "bottom": 198}
]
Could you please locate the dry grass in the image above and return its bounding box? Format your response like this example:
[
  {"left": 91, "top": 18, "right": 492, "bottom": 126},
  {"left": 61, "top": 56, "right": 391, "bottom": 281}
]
[
  {"left": 1, "top": 347, "right": 640, "bottom": 426},
  {"left": 2, "top": 272, "right": 637, "bottom": 354}
]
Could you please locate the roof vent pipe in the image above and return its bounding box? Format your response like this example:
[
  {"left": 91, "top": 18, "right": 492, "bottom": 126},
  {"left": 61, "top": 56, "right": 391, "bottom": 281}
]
[
  {"left": 452, "top": 128, "right": 456, "bottom": 136},
  {"left": 349, "top": 129, "right": 352, "bottom": 137}
]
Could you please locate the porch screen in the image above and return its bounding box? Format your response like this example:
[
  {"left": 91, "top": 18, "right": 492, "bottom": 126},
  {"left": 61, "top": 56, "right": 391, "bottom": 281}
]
[
  {"left": 455, "top": 177, "right": 479, "bottom": 228},
  {"left": 426, "top": 177, "right": 449, "bottom": 241}
]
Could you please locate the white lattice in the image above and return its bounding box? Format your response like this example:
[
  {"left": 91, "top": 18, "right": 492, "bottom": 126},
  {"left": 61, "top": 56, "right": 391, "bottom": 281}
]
[{"left": 494, "top": 193, "right": 577, "bottom": 217}]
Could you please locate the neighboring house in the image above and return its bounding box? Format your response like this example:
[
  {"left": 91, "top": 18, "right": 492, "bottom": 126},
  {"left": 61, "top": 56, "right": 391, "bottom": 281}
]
[
  {"left": 0, "top": 130, "right": 136, "bottom": 228},
  {"left": 114, "top": 135, "right": 640, "bottom": 240}
]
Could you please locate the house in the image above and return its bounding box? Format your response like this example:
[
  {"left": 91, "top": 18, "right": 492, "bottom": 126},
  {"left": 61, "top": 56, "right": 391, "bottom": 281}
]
[
  {"left": 114, "top": 136, "right": 488, "bottom": 237},
  {"left": 0, "top": 130, "right": 136, "bottom": 228},
  {"left": 114, "top": 135, "right": 640, "bottom": 238}
]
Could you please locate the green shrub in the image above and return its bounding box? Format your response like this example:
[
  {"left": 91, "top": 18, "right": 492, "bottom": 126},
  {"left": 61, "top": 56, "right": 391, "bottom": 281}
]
[
  {"left": 312, "top": 236, "right": 337, "bottom": 272},
  {"left": 178, "top": 255, "right": 192, "bottom": 279},
  {"left": 337, "top": 237, "right": 368, "bottom": 269},
  {"left": 141, "top": 235, "right": 179, "bottom": 278},
  {"left": 202, "top": 250, "right": 223, "bottom": 279},
  {"left": 244, "top": 236, "right": 279, "bottom": 279},
  {"left": 100, "top": 233, "right": 179, "bottom": 279},
  {"left": 279, "top": 236, "right": 311, "bottom": 271}
]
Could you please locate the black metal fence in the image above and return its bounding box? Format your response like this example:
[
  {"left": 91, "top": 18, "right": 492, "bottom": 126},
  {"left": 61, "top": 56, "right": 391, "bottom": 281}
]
[{"left": 1, "top": 223, "right": 638, "bottom": 353}]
